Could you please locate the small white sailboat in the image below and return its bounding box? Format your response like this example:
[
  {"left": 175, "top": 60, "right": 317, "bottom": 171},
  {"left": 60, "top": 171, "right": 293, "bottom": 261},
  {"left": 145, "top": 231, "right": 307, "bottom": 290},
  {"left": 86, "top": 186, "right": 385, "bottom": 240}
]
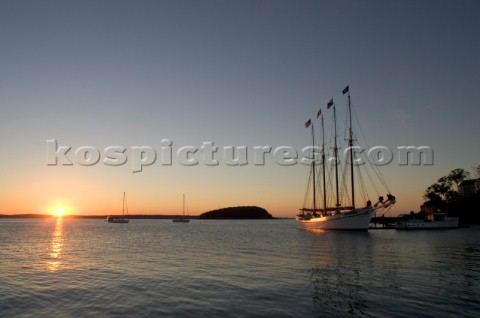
[
  {"left": 106, "top": 192, "right": 130, "bottom": 223},
  {"left": 296, "top": 86, "right": 395, "bottom": 230},
  {"left": 173, "top": 194, "right": 190, "bottom": 223}
]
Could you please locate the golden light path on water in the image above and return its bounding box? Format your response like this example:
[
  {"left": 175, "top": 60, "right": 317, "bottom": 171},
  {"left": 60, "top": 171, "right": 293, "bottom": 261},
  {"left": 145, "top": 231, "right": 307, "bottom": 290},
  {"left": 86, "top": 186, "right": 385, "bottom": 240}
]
[{"left": 47, "top": 217, "right": 63, "bottom": 272}]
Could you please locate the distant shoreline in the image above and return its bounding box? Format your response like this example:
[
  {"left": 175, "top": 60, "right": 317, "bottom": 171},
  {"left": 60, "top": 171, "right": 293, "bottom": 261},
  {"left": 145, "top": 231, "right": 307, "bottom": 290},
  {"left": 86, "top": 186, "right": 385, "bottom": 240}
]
[{"left": 0, "top": 214, "right": 293, "bottom": 220}]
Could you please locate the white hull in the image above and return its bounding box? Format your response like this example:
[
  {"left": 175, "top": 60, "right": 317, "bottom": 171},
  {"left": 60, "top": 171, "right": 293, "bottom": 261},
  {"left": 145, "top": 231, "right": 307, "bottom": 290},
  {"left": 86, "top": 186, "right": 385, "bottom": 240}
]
[
  {"left": 395, "top": 217, "right": 459, "bottom": 229},
  {"left": 296, "top": 208, "right": 374, "bottom": 231}
]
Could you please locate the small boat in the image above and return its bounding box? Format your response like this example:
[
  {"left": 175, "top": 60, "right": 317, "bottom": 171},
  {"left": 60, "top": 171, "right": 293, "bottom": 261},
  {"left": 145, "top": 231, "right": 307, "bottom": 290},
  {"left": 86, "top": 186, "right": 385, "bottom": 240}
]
[
  {"left": 106, "top": 192, "right": 130, "bottom": 223},
  {"left": 395, "top": 208, "right": 459, "bottom": 229},
  {"left": 296, "top": 86, "right": 395, "bottom": 230},
  {"left": 173, "top": 194, "right": 190, "bottom": 223}
]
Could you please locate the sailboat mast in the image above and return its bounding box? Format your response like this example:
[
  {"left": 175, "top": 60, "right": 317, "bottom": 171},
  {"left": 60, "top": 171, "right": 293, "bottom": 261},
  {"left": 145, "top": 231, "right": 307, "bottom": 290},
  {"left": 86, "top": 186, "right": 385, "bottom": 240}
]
[
  {"left": 123, "top": 192, "right": 126, "bottom": 215},
  {"left": 183, "top": 193, "right": 185, "bottom": 217},
  {"left": 333, "top": 104, "right": 340, "bottom": 209},
  {"left": 311, "top": 124, "right": 317, "bottom": 213},
  {"left": 347, "top": 91, "right": 355, "bottom": 209},
  {"left": 321, "top": 115, "right": 327, "bottom": 211}
]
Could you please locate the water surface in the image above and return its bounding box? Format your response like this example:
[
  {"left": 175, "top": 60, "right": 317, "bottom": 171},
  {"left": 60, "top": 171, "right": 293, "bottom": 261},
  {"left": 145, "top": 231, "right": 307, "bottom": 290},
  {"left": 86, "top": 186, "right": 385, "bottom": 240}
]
[{"left": 0, "top": 219, "right": 478, "bottom": 317}]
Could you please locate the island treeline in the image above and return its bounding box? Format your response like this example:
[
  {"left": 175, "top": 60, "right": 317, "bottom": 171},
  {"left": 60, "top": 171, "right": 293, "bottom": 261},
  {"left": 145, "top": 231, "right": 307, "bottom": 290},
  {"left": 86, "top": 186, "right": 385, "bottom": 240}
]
[{"left": 199, "top": 206, "right": 273, "bottom": 219}]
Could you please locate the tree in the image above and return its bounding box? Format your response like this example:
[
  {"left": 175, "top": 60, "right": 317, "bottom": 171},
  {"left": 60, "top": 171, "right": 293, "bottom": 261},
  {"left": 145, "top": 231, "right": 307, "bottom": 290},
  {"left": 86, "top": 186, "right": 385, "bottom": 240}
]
[
  {"left": 447, "top": 168, "right": 470, "bottom": 191},
  {"left": 424, "top": 185, "right": 442, "bottom": 203},
  {"left": 423, "top": 166, "right": 480, "bottom": 224},
  {"left": 424, "top": 176, "right": 452, "bottom": 202},
  {"left": 424, "top": 168, "right": 470, "bottom": 203}
]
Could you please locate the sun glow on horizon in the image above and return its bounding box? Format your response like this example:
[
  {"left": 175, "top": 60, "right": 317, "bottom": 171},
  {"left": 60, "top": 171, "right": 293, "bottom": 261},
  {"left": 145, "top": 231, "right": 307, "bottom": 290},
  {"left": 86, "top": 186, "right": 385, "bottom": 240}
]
[
  {"left": 54, "top": 208, "right": 65, "bottom": 217},
  {"left": 46, "top": 201, "right": 73, "bottom": 217}
]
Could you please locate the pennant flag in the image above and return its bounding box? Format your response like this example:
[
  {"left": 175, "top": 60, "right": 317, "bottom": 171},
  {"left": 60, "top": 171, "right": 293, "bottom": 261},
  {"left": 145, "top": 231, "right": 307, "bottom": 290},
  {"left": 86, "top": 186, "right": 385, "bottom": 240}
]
[
  {"left": 327, "top": 98, "right": 334, "bottom": 109},
  {"left": 342, "top": 85, "right": 349, "bottom": 95},
  {"left": 304, "top": 119, "right": 312, "bottom": 128},
  {"left": 317, "top": 109, "right": 322, "bottom": 118}
]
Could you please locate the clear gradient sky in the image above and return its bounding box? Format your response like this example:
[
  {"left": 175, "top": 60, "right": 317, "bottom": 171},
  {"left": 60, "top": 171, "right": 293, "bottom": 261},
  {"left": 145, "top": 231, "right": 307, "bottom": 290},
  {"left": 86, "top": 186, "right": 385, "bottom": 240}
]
[{"left": 1, "top": 0, "right": 479, "bottom": 217}]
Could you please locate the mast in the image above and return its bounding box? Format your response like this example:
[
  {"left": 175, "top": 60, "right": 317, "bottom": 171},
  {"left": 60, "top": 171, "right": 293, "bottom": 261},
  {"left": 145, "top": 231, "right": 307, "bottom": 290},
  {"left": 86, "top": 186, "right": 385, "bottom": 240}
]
[
  {"left": 311, "top": 124, "right": 317, "bottom": 213},
  {"left": 183, "top": 193, "right": 185, "bottom": 217},
  {"left": 347, "top": 90, "right": 355, "bottom": 209},
  {"left": 333, "top": 103, "right": 340, "bottom": 209},
  {"left": 321, "top": 115, "right": 327, "bottom": 211},
  {"left": 122, "top": 192, "right": 126, "bottom": 215}
]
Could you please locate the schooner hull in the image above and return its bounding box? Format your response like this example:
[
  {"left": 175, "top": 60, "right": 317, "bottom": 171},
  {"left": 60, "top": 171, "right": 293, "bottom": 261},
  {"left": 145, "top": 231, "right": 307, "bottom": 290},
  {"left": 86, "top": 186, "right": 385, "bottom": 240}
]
[{"left": 296, "top": 208, "right": 374, "bottom": 231}]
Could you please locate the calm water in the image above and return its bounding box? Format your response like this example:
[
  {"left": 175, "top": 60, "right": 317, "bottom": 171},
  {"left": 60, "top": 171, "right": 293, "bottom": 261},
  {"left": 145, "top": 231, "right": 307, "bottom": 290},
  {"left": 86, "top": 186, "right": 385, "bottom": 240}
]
[{"left": 0, "top": 219, "right": 479, "bottom": 317}]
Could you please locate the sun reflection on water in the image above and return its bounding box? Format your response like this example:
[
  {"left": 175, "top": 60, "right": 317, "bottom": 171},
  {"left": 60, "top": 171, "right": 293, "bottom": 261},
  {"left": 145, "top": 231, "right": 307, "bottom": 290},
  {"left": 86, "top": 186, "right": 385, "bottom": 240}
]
[{"left": 47, "top": 217, "right": 64, "bottom": 272}]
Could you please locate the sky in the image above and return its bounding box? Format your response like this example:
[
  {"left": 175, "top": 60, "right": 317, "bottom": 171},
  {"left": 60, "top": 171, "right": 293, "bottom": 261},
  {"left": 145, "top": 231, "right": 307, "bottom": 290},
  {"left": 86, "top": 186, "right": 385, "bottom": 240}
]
[{"left": 1, "top": 0, "right": 479, "bottom": 217}]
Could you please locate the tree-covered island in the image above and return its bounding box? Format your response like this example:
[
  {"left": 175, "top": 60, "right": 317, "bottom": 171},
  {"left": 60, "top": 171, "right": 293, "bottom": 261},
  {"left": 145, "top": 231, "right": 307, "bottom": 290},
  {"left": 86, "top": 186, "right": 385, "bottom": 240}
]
[{"left": 199, "top": 206, "right": 273, "bottom": 219}]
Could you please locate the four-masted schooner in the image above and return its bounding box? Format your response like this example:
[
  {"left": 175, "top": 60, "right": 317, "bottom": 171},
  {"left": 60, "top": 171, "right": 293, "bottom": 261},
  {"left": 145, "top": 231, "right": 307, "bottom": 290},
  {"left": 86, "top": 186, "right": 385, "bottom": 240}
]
[{"left": 296, "top": 85, "right": 395, "bottom": 230}]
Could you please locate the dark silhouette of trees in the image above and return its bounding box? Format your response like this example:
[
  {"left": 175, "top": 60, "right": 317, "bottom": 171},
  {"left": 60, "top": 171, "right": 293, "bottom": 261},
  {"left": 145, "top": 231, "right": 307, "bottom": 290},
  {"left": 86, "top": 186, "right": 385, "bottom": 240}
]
[
  {"left": 199, "top": 206, "right": 273, "bottom": 219},
  {"left": 423, "top": 167, "right": 479, "bottom": 225},
  {"left": 424, "top": 168, "right": 470, "bottom": 202},
  {"left": 448, "top": 168, "right": 470, "bottom": 191}
]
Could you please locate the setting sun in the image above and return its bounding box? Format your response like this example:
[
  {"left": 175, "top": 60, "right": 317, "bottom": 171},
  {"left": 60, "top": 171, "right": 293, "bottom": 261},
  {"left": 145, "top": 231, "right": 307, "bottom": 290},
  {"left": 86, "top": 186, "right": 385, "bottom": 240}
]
[
  {"left": 54, "top": 208, "right": 65, "bottom": 217},
  {"left": 45, "top": 200, "right": 74, "bottom": 217}
]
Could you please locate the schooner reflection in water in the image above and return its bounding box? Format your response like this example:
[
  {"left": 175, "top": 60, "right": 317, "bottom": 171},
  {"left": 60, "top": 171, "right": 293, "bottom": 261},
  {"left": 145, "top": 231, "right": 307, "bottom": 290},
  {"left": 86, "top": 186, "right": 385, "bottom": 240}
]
[
  {"left": 47, "top": 217, "right": 63, "bottom": 272},
  {"left": 308, "top": 231, "right": 371, "bottom": 316}
]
